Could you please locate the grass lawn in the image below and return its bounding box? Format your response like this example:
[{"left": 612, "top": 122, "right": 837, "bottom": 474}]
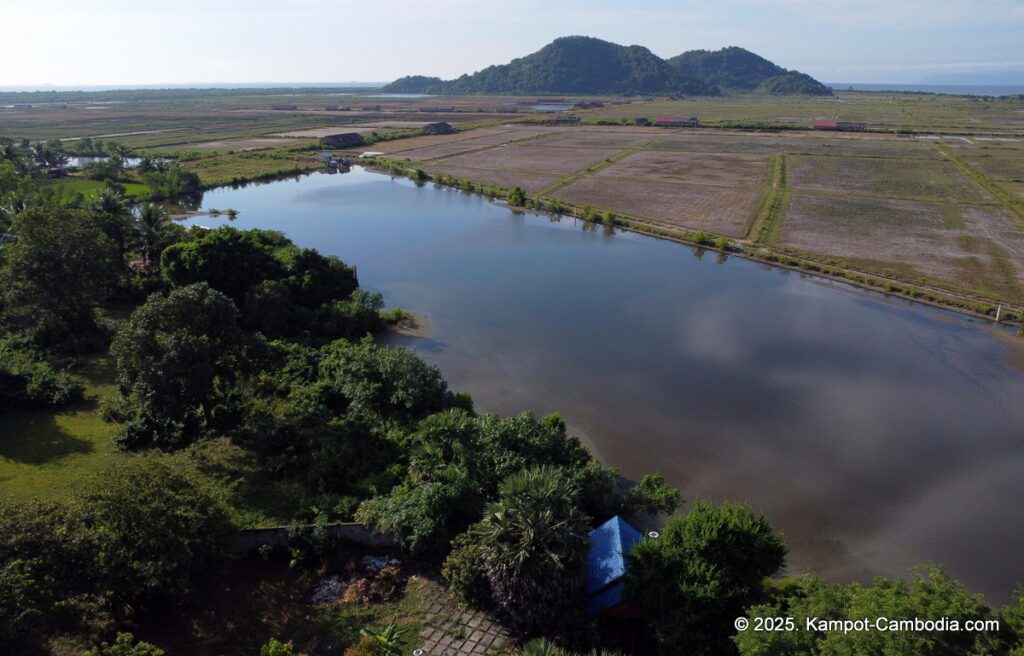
[
  {"left": 50, "top": 177, "right": 150, "bottom": 199},
  {"left": 0, "top": 354, "right": 123, "bottom": 500}
]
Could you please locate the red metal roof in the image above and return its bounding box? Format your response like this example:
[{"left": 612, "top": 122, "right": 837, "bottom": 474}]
[{"left": 813, "top": 120, "right": 838, "bottom": 128}]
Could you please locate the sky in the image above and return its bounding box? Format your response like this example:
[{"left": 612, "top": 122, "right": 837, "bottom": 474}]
[{"left": 1, "top": 0, "right": 1023, "bottom": 87}]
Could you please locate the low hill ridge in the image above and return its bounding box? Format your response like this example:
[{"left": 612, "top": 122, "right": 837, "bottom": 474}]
[{"left": 383, "top": 37, "right": 830, "bottom": 96}]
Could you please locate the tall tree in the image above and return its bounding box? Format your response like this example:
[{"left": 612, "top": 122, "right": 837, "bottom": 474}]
[
  {"left": 133, "top": 202, "right": 171, "bottom": 268},
  {"left": 475, "top": 466, "right": 588, "bottom": 632},
  {"left": 0, "top": 206, "right": 120, "bottom": 350},
  {"left": 110, "top": 282, "right": 244, "bottom": 449}
]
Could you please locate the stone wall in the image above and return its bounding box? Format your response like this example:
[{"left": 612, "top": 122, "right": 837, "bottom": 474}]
[{"left": 230, "top": 522, "right": 398, "bottom": 554}]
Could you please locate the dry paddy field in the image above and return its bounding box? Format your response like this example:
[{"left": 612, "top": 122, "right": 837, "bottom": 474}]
[
  {"left": 440, "top": 144, "right": 621, "bottom": 174},
  {"left": 596, "top": 150, "right": 770, "bottom": 186},
  {"left": 788, "top": 155, "right": 990, "bottom": 201},
  {"left": 779, "top": 194, "right": 1024, "bottom": 298},
  {"left": 379, "top": 123, "right": 1024, "bottom": 303},
  {"left": 553, "top": 176, "right": 760, "bottom": 237}
]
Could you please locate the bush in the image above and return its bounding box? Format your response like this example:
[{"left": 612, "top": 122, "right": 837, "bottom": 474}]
[
  {"left": 83, "top": 632, "right": 164, "bottom": 656},
  {"left": 624, "top": 501, "right": 787, "bottom": 655},
  {"left": 443, "top": 531, "right": 492, "bottom": 608},
  {"left": 356, "top": 473, "right": 483, "bottom": 556},
  {"left": 260, "top": 638, "right": 306, "bottom": 656},
  {"left": 79, "top": 460, "right": 236, "bottom": 603},
  {"left": 318, "top": 337, "right": 451, "bottom": 423},
  {"left": 0, "top": 337, "right": 83, "bottom": 409},
  {"left": 508, "top": 186, "right": 527, "bottom": 207},
  {"left": 344, "top": 636, "right": 387, "bottom": 656}
]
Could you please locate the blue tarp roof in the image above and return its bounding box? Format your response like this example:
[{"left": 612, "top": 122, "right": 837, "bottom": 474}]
[{"left": 586, "top": 516, "right": 642, "bottom": 615}]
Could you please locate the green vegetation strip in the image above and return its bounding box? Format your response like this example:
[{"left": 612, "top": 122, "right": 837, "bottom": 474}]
[{"left": 747, "top": 153, "right": 788, "bottom": 243}]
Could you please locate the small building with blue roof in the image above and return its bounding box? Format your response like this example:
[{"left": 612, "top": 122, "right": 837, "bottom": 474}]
[{"left": 586, "top": 515, "right": 644, "bottom": 617}]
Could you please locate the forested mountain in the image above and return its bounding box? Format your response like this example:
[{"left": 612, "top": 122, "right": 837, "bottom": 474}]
[
  {"left": 667, "top": 46, "right": 832, "bottom": 95},
  {"left": 382, "top": 37, "right": 830, "bottom": 96}
]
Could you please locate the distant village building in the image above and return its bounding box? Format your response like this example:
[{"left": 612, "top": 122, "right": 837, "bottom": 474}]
[
  {"left": 319, "top": 132, "right": 366, "bottom": 149},
  {"left": 418, "top": 105, "right": 455, "bottom": 113},
  {"left": 324, "top": 105, "right": 351, "bottom": 111},
  {"left": 812, "top": 120, "right": 868, "bottom": 132},
  {"left": 421, "top": 122, "right": 454, "bottom": 135},
  {"left": 359, "top": 104, "right": 382, "bottom": 111},
  {"left": 586, "top": 516, "right": 644, "bottom": 618},
  {"left": 611, "top": 98, "right": 633, "bottom": 105},
  {"left": 654, "top": 116, "right": 699, "bottom": 127},
  {"left": 270, "top": 104, "right": 297, "bottom": 111},
  {"left": 575, "top": 100, "right": 606, "bottom": 109},
  {"left": 545, "top": 114, "right": 581, "bottom": 124}
]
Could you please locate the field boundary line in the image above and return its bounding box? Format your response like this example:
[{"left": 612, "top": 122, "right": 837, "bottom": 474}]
[
  {"left": 747, "top": 154, "right": 789, "bottom": 243},
  {"left": 535, "top": 136, "right": 664, "bottom": 196},
  {"left": 936, "top": 144, "right": 1024, "bottom": 226}
]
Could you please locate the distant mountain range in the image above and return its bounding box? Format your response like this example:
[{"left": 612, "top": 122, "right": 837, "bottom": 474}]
[{"left": 383, "top": 37, "right": 831, "bottom": 97}]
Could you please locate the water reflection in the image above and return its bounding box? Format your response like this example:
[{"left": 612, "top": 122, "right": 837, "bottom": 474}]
[{"left": 183, "top": 168, "right": 1024, "bottom": 603}]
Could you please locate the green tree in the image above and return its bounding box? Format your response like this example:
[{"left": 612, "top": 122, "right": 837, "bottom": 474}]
[
  {"left": 0, "top": 206, "right": 120, "bottom": 351},
  {"left": 80, "top": 460, "right": 235, "bottom": 603},
  {"left": 134, "top": 202, "right": 172, "bottom": 268},
  {"left": 317, "top": 337, "right": 451, "bottom": 423},
  {"left": 90, "top": 186, "right": 133, "bottom": 260},
  {"left": 474, "top": 466, "right": 588, "bottom": 632},
  {"left": 737, "top": 569, "right": 1001, "bottom": 656},
  {"left": 508, "top": 186, "right": 527, "bottom": 207},
  {"left": 161, "top": 226, "right": 283, "bottom": 302},
  {"left": 624, "top": 501, "right": 787, "bottom": 655},
  {"left": 110, "top": 282, "right": 244, "bottom": 449}
]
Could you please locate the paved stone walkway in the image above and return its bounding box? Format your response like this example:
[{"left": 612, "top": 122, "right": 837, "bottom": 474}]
[{"left": 411, "top": 576, "right": 515, "bottom": 655}]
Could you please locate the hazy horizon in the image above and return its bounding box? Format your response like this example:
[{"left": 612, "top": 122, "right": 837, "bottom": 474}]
[{"left": 1, "top": 0, "right": 1022, "bottom": 88}]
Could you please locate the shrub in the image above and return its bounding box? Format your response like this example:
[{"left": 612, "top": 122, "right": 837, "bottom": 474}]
[
  {"left": 356, "top": 474, "right": 483, "bottom": 557},
  {"left": 0, "top": 337, "right": 83, "bottom": 409},
  {"left": 79, "top": 460, "right": 236, "bottom": 603},
  {"left": 344, "top": 636, "right": 386, "bottom": 656},
  {"left": 624, "top": 501, "right": 787, "bottom": 655},
  {"left": 83, "top": 632, "right": 164, "bottom": 656},
  {"left": 443, "top": 531, "right": 492, "bottom": 608},
  {"left": 260, "top": 638, "right": 306, "bottom": 656},
  {"left": 508, "top": 186, "right": 527, "bottom": 207}
]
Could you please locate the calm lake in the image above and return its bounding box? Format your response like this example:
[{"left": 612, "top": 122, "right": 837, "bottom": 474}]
[{"left": 185, "top": 168, "right": 1024, "bottom": 603}]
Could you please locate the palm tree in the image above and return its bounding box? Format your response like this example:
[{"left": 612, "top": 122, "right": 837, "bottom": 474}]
[
  {"left": 522, "top": 639, "right": 623, "bottom": 656},
  {"left": 475, "top": 466, "right": 588, "bottom": 632},
  {"left": 134, "top": 202, "right": 170, "bottom": 268},
  {"left": 91, "top": 186, "right": 128, "bottom": 217}
]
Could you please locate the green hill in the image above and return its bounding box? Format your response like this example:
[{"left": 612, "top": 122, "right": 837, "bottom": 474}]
[
  {"left": 383, "top": 36, "right": 717, "bottom": 96},
  {"left": 384, "top": 75, "right": 444, "bottom": 94},
  {"left": 667, "top": 46, "right": 831, "bottom": 95},
  {"left": 382, "top": 38, "right": 830, "bottom": 97}
]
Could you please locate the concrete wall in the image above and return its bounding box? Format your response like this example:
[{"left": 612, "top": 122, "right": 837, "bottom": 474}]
[{"left": 230, "top": 522, "right": 398, "bottom": 554}]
